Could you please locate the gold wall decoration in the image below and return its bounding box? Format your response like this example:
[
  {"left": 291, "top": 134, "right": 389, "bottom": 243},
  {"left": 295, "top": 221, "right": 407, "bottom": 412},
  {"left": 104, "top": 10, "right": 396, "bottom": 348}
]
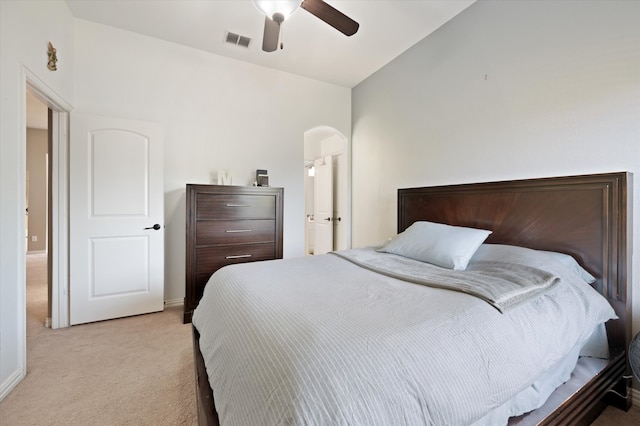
[{"left": 47, "top": 42, "right": 57, "bottom": 71}]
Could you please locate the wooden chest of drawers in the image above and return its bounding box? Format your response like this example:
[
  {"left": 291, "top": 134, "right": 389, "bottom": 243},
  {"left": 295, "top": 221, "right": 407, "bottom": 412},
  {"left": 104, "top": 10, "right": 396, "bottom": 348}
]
[{"left": 184, "top": 184, "right": 283, "bottom": 323}]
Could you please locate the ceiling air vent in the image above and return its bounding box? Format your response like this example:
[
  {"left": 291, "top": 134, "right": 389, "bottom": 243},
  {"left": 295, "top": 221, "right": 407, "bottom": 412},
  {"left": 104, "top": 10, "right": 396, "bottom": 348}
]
[{"left": 225, "top": 31, "right": 251, "bottom": 48}]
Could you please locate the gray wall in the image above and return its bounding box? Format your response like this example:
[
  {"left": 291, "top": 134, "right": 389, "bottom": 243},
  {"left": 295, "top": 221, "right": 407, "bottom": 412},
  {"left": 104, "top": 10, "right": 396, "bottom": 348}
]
[{"left": 351, "top": 0, "right": 640, "bottom": 339}]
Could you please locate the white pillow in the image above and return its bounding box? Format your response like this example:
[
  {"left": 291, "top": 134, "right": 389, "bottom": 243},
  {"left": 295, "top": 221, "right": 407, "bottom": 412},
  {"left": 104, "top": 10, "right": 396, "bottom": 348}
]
[{"left": 377, "top": 221, "right": 492, "bottom": 270}]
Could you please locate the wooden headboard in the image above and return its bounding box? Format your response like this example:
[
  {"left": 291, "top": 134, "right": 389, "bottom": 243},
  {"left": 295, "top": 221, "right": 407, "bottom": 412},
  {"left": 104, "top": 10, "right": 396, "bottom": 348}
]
[{"left": 398, "top": 172, "right": 632, "bottom": 354}]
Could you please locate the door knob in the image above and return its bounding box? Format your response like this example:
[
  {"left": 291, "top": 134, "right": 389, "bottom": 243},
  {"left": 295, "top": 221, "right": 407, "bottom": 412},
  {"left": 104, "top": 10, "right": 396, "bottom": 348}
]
[
  {"left": 144, "top": 224, "right": 161, "bottom": 230},
  {"left": 323, "top": 217, "right": 331, "bottom": 221}
]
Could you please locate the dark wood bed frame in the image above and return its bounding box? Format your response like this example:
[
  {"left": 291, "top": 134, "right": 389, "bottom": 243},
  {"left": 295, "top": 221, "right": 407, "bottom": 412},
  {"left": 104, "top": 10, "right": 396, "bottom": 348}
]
[{"left": 193, "top": 171, "right": 632, "bottom": 426}]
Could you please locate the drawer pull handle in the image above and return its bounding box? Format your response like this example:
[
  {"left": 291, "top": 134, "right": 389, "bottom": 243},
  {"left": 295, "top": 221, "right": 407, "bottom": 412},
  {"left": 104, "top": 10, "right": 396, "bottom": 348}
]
[
  {"left": 225, "top": 204, "right": 250, "bottom": 207},
  {"left": 226, "top": 254, "right": 252, "bottom": 259},
  {"left": 225, "top": 229, "right": 252, "bottom": 233}
]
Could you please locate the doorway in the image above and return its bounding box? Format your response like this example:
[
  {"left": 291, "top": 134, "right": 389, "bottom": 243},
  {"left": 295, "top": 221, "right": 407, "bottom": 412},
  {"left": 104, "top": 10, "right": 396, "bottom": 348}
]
[
  {"left": 25, "top": 89, "right": 51, "bottom": 327},
  {"left": 303, "top": 127, "right": 349, "bottom": 255},
  {"left": 24, "top": 67, "right": 72, "bottom": 330}
]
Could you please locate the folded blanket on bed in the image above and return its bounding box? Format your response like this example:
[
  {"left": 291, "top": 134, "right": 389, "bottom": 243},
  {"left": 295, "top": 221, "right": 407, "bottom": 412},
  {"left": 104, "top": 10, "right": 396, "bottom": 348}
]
[{"left": 331, "top": 248, "right": 559, "bottom": 312}]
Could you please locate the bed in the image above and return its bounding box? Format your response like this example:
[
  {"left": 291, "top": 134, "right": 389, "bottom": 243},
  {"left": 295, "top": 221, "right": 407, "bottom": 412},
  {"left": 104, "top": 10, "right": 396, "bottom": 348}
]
[{"left": 192, "top": 171, "right": 632, "bottom": 425}]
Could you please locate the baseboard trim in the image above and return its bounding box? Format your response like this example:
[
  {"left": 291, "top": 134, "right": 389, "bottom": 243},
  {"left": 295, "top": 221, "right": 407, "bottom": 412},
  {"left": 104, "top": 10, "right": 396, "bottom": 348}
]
[
  {"left": 0, "top": 368, "right": 25, "bottom": 402},
  {"left": 164, "top": 298, "right": 183, "bottom": 307}
]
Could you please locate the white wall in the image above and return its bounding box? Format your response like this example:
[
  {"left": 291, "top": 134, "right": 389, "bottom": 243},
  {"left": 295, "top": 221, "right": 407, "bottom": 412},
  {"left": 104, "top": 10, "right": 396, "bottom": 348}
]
[
  {"left": 352, "top": 0, "right": 640, "bottom": 353},
  {"left": 0, "top": 0, "right": 75, "bottom": 400},
  {"left": 72, "top": 20, "right": 351, "bottom": 303}
]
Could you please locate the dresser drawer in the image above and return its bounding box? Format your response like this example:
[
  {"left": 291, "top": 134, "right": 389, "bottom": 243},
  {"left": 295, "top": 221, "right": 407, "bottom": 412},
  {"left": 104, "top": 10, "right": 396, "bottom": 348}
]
[
  {"left": 196, "top": 219, "right": 275, "bottom": 246},
  {"left": 195, "top": 243, "right": 276, "bottom": 273},
  {"left": 196, "top": 193, "right": 276, "bottom": 220}
]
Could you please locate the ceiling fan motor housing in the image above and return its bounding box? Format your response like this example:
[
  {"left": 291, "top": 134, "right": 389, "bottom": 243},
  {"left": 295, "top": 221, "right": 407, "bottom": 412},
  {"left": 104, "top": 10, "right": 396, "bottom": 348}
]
[
  {"left": 256, "top": 0, "right": 359, "bottom": 53},
  {"left": 272, "top": 12, "right": 285, "bottom": 25}
]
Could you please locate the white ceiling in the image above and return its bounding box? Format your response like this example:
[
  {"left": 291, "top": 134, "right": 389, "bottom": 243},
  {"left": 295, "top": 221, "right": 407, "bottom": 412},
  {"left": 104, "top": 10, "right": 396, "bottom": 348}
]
[{"left": 65, "top": 0, "right": 475, "bottom": 88}]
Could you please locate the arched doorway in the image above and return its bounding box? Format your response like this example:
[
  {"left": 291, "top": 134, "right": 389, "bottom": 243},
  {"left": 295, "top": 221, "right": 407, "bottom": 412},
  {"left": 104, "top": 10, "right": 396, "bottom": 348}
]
[{"left": 303, "top": 126, "right": 349, "bottom": 255}]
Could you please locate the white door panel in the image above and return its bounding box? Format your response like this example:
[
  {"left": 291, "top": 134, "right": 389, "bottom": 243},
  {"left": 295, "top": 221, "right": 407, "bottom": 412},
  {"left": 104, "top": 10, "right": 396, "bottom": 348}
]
[
  {"left": 313, "top": 155, "right": 333, "bottom": 255},
  {"left": 91, "top": 130, "right": 149, "bottom": 216},
  {"left": 70, "top": 113, "right": 164, "bottom": 325},
  {"left": 91, "top": 237, "right": 149, "bottom": 296}
]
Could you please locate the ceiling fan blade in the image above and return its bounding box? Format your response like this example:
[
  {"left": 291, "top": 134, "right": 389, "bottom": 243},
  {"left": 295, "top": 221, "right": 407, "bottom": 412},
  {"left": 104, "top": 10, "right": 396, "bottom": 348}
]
[
  {"left": 262, "top": 15, "right": 280, "bottom": 52},
  {"left": 301, "top": 0, "right": 359, "bottom": 36}
]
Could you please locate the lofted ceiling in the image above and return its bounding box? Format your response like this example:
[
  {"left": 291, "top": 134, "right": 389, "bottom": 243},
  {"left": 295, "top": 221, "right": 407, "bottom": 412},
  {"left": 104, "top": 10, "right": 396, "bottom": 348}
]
[{"left": 65, "top": 0, "right": 475, "bottom": 88}]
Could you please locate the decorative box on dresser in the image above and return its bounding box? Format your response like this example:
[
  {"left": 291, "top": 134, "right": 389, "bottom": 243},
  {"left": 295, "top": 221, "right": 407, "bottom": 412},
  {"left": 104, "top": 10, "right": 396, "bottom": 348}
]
[{"left": 184, "top": 184, "right": 283, "bottom": 323}]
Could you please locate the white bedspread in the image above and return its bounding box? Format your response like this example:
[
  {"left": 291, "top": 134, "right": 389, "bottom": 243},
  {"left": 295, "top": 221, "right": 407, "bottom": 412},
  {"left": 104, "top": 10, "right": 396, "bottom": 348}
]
[{"left": 193, "top": 245, "right": 615, "bottom": 426}]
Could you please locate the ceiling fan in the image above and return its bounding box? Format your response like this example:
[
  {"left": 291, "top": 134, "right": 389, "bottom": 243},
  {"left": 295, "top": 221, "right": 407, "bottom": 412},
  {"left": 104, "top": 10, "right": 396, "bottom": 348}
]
[{"left": 253, "top": 0, "right": 359, "bottom": 52}]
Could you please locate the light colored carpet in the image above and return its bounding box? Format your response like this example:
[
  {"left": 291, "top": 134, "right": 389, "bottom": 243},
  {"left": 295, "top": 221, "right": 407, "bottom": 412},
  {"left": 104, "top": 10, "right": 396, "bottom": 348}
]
[
  {"left": 1, "top": 253, "right": 638, "bottom": 425},
  {"left": 0, "top": 253, "right": 197, "bottom": 425},
  {"left": 592, "top": 404, "right": 640, "bottom": 426}
]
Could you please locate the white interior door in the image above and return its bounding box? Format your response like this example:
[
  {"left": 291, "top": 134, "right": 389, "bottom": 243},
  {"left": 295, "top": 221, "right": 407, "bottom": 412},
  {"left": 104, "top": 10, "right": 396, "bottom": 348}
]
[
  {"left": 70, "top": 113, "right": 164, "bottom": 325},
  {"left": 313, "top": 155, "right": 333, "bottom": 255}
]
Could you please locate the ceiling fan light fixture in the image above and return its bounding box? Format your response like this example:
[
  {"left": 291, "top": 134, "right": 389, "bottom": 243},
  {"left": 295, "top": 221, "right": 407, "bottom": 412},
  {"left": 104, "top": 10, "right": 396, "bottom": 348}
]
[
  {"left": 253, "top": 0, "right": 302, "bottom": 21},
  {"left": 256, "top": 0, "right": 359, "bottom": 53}
]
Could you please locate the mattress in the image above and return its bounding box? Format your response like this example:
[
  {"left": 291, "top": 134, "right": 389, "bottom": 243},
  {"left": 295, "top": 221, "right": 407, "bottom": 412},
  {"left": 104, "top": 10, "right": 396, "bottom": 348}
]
[{"left": 193, "top": 245, "right": 615, "bottom": 426}]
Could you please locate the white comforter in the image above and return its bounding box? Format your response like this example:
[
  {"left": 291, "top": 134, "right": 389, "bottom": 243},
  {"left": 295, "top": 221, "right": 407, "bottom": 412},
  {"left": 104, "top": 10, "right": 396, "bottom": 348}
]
[{"left": 193, "top": 245, "right": 615, "bottom": 426}]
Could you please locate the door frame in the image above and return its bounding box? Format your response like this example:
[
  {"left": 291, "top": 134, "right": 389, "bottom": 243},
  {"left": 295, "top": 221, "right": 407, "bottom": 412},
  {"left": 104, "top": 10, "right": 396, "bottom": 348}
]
[{"left": 23, "top": 65, "right": 72, "bottom": 330}]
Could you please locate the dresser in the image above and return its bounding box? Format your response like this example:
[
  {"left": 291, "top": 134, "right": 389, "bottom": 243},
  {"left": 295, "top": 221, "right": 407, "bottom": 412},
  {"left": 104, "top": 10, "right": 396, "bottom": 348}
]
[{"left": 184, "top": 184, "right": 283, "bottom": 323}]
